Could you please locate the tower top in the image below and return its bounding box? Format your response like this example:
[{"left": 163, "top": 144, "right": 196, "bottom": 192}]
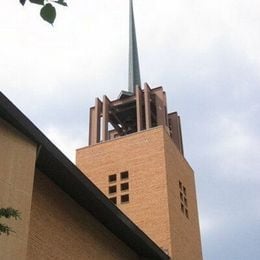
[
  {"left": 128, "top": 0, "right": 141, "bottom": 93},
  {"left": 86, "top": 1, "right": 183, "bottom": 156}
]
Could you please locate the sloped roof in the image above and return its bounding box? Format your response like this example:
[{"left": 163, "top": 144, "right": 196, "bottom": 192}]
[{"left": 0, "top": 92, "right": 169, "bottom": 260}]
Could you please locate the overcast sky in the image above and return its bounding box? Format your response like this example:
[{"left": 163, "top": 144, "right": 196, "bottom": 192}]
[{"left": 1, "top": 1, "right": 260, "bottom": 259}]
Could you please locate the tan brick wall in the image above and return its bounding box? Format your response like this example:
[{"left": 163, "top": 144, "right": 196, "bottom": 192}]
[
  {"left": 76, "top": 127, "right": 172, "bottom": 256},
  {"left": 163, "top": 130, "right": 203, "bottom": 260},
  {"left": 27, "top": 169, "right": 139, "bottom": 260},
  {"left": 0, "top": 119, "right": 37, "bottom": 260},
  {"left": 76, "top": 126, "right": 203, "bottom": 260}
]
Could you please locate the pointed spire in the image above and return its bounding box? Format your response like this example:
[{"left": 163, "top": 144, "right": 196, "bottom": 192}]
[{"left": 128, "top": 0, "right": 141, "bottom": 93}]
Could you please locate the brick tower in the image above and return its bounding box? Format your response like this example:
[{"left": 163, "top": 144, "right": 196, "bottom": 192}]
[
  {"left": 76, "top": 1, "right": 202, "bottom": 259},
  {"left": 76, "top": 84, "right": 202, "bottom": 260}
]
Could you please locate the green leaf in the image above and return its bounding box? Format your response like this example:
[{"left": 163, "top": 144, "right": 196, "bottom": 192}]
[
  {"left": 20, "top": 0, "right": 26, "bottom": 6},
  {"left": 54, "top": 0, "right": 68, "bottom": 7},
  {"left": 0, "top": 208, "right": 21, "bottom": 219},
  {"left": 29, "top": 0, "right": 44, "bottom": 5},
  {"left": 40, "top": 4, "right": 56, "bottom": 25},
  {"left": 0, "top": 223, "right": 14, "bottom": 235}
]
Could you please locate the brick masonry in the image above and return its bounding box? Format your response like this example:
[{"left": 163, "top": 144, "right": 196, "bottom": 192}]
[
  {"left": 76, "top": 126, "right": 203, "bottom": 260},
  {"left": 27, "top": 169, "right": 139, "bottom": 260},
  {"left": 163, "top": 130, "right": 203, "bottom": 260}
]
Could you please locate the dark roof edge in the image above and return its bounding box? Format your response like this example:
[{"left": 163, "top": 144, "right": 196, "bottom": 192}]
[{"left": 0, "top": 92, "right": 170, "bottom": 260}]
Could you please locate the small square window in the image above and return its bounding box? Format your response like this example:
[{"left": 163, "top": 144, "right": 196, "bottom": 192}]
[
  {"left": 180, "top": 192, "right": 184, "bottom": 201},
  {"left": 109, "top": 174, "right": 116, "bottom": 182},
  {"left": 121, "top": 182, "right": 129, "bottom": 191},
  {"left": 185, "top": 209, "right": 189, "bottom": 218},
  {"left": 181, "top": 203, "right": 184, "bottom": 213},
  {"left": 184, "top": 197, "right": 188, "bottom": 207},
  {"left": 109, "top": 185, "right": 117, "bottom": 194},
  {"left": 183, "top": 186, "right": 187, "bottom": 195},
  {"left": 121, "top": 194, "right": 129, "bottom": 203},
  {"left": 109, "top": 197, "right": 117, "bottom": 204},
  {"left": 120, "top": 171, "right": 129, "bottom": 180},
  {"left": 179, "top": 181, "right": 182, "bottom": 190}
]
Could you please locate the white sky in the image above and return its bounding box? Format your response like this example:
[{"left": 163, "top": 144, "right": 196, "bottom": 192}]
[{"left": 1, "top": 1, "right": 260, "bottom": 259}]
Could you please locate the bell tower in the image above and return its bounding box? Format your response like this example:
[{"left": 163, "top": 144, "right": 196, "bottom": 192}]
[{"left": 76, "top": 1, "right": 202, "bottom": 259}]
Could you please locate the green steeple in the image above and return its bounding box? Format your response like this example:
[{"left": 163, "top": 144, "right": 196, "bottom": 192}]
[{"left": 128, "top": 0, "right": 141, "bottom": 93}]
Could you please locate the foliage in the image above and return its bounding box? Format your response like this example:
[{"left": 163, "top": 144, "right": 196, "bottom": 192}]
[
  {"left": 19, "top": 0, "right": 68, "bottom": 25},
  {"left": 0, "top": 208, "right": 21, "bottom": 235}
]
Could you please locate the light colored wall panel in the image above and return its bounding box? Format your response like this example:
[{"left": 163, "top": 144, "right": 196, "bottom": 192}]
[{"left": 0, "top": 119, "right": 37, "bottom": 260}]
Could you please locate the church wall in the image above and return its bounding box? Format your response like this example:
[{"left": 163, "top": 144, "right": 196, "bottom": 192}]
[
  {"left": 27, "top": 169, "right": 139, "bottom": 260},
  {"left": 0, "top": 119, "right": 37, "bottom": 260},
  {"left": 163, "top": 131, "right": 203, "bottom": 260},
  {"left": 76, "top": 126, "right": 172, "bottom": 256}
]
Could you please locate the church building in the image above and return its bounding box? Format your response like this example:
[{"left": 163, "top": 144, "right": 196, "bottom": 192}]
[
  {"left": 0, "top": 1, "right": 202, "bottom": 259},
  {"left": 76, "top": 1, "right": 203, "bottom": 259}
]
